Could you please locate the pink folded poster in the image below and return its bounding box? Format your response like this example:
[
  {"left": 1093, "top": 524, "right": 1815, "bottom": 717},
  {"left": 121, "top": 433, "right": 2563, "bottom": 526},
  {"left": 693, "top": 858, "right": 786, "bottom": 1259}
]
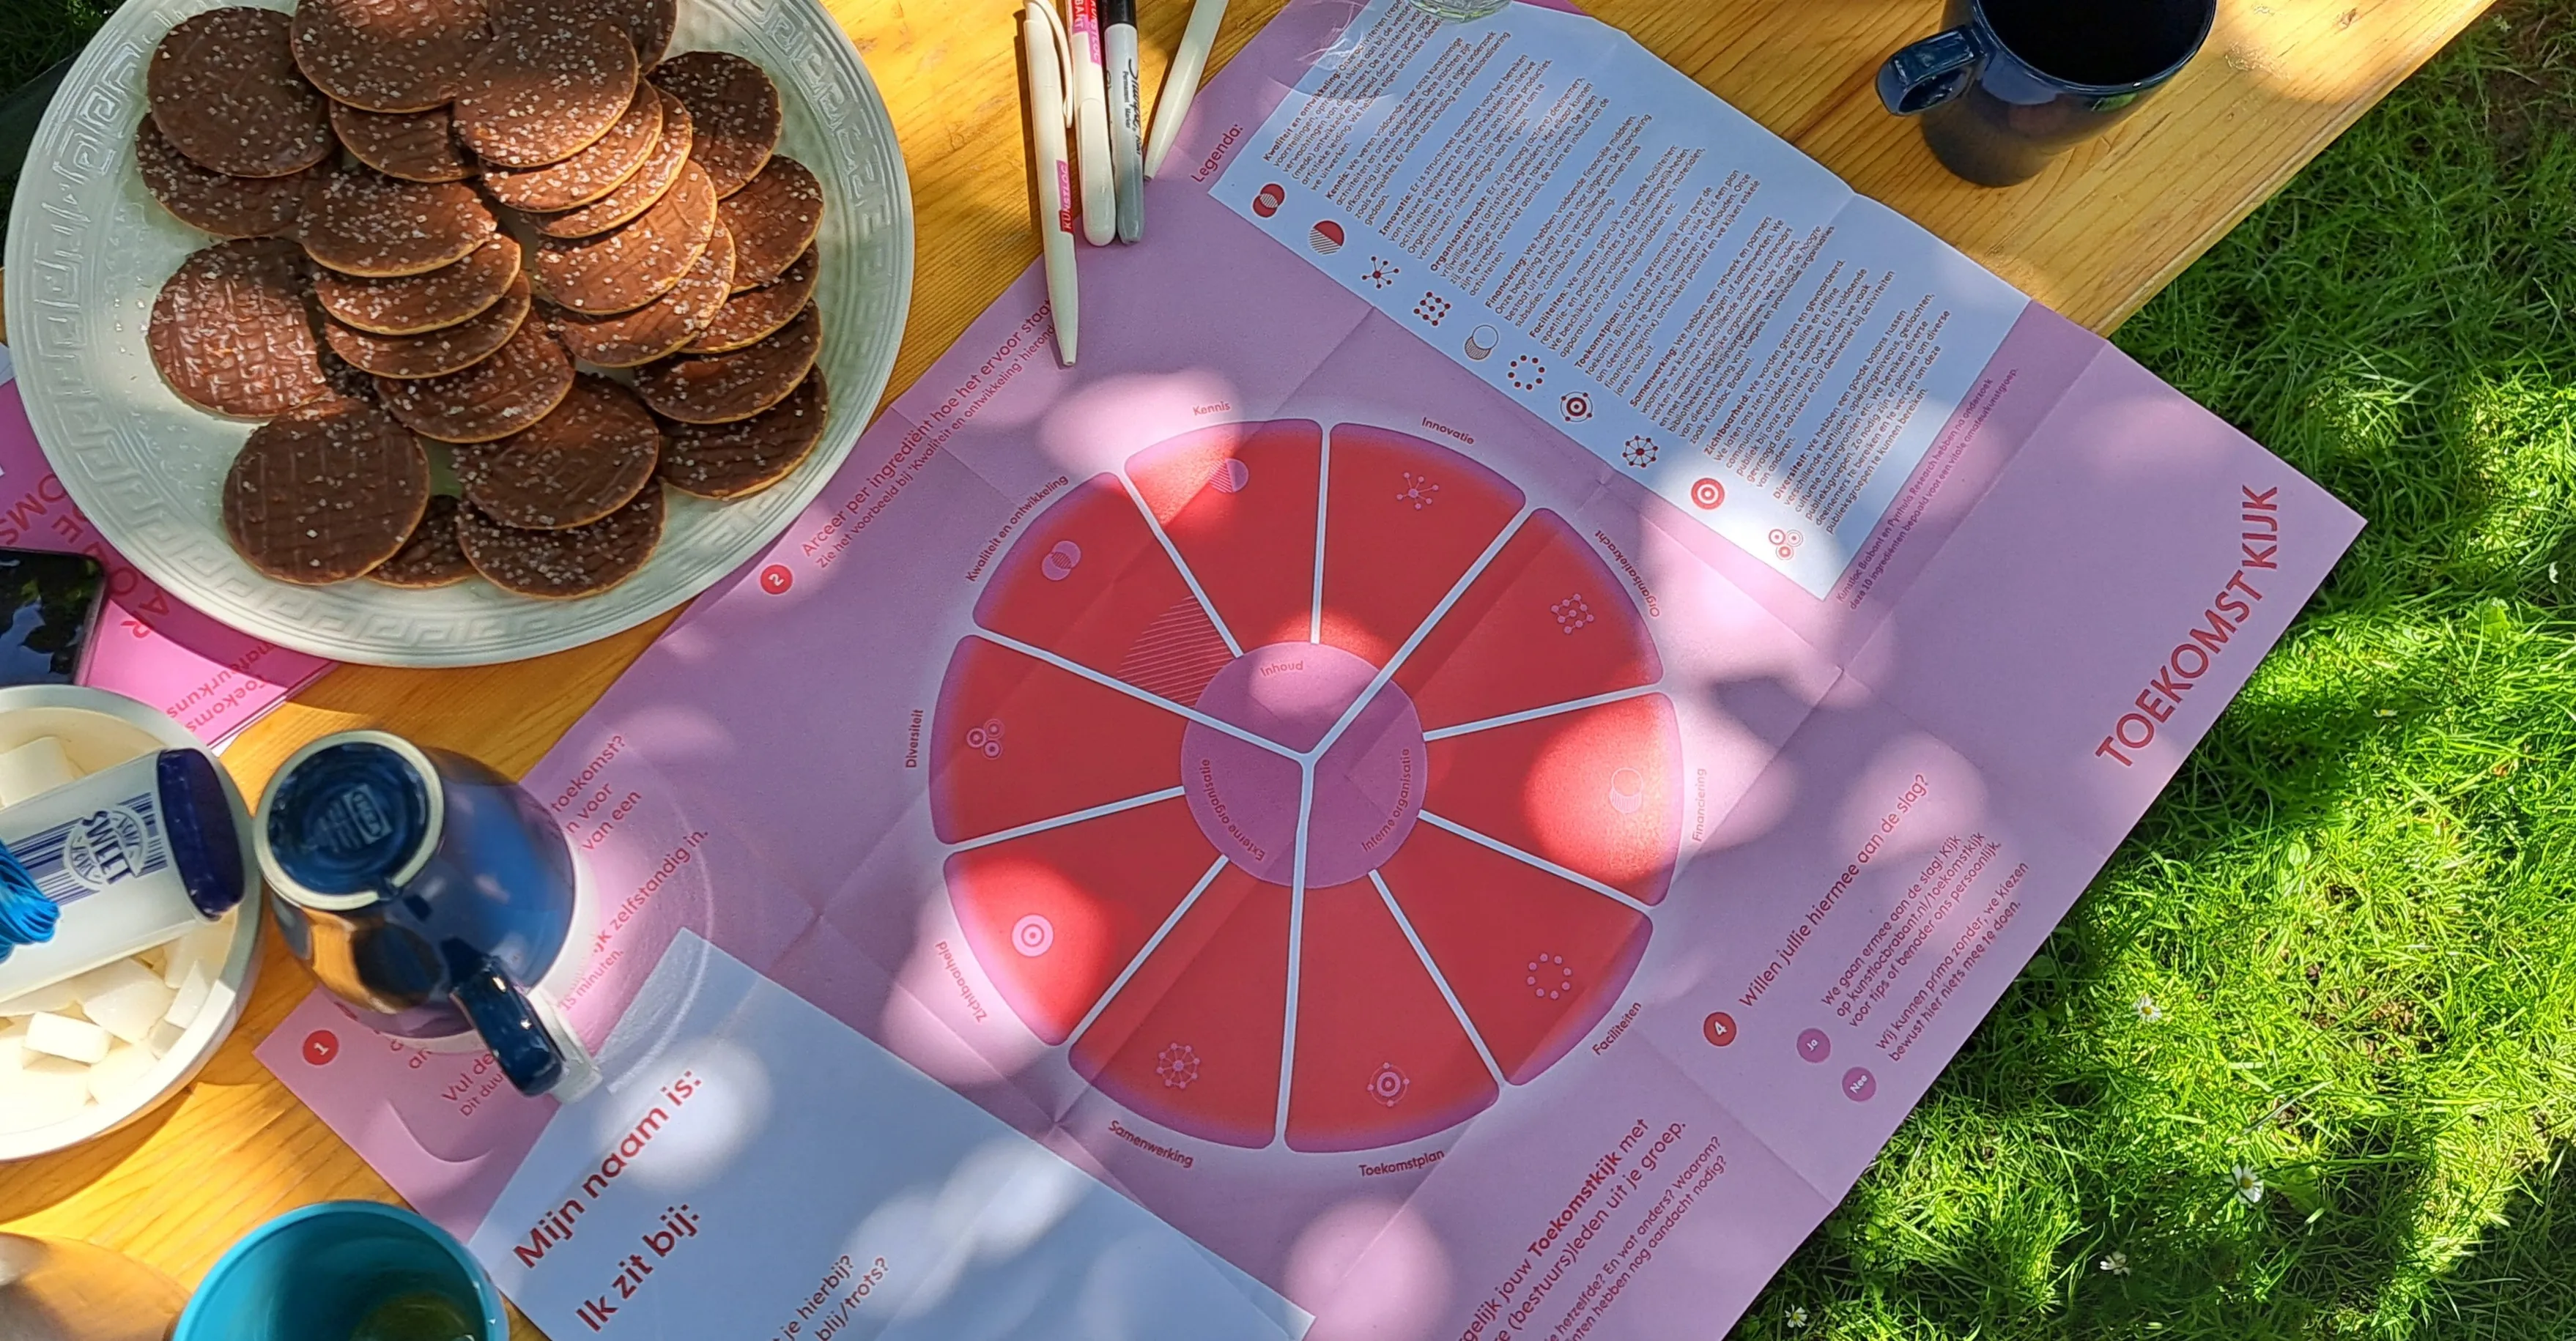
[
  {"left": 0, "top": 349, "right": 330, "bottom": 743},
  {"left": 261, "top": 3, "right": 2363, "bottom": 1337}
]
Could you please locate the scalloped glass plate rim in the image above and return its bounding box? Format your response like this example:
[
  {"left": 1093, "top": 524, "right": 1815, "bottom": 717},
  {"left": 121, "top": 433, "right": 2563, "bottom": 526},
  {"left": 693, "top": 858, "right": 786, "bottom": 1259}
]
[{"left": 2, "top": 0, "right": 913, "bottom": 667}]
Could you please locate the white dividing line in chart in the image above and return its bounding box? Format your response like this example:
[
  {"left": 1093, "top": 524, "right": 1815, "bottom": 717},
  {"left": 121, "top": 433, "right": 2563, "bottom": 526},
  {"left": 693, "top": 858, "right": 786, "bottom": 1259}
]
[
  {"left": 1119, "top": 472, "right": 1244, "bottom": 659},
  {"left": 1416, "top": 811, "right": 1657, "bottom": 915},
  {"left": 1272, "top": 762, "right": 1317, "bottom": 1145},
  {"left": 946, "top": 786, "right": 1190, "bottom": 854},
  {"left": 1306, "top": 509, "right": 1535, "bottom": 762},
  {"left": 1422, "top": 683, "right": 1665, "bottom": 742},
  {"left": 980, "top": 629, "right": 1301, "bottom": 761},
  {"left": 1370, "top": 870, "right": 1509, "bottom": 1089},
  {"left": 1065, "top": 855, "right": 1233, "bottom": 1055},
  {"left": 1309, "top": 432, "right": 1333, "bottom": 646}
]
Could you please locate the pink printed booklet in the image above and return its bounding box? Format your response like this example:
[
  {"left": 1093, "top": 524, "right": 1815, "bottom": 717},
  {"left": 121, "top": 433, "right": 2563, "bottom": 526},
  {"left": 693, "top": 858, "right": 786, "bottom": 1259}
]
[
  {"left": 261, "top": 2, "right": 2363, "bottom": 1337},
  {"left": 0, "top": 349, "right": 328, "bottom": 743}
]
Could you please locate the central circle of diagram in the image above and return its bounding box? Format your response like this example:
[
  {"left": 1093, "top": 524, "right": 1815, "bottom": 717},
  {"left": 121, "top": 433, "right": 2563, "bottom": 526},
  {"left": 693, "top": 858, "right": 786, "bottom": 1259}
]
[
  {"left": 929, "top": 420, "right": 1686, "bottom": 1154},
  {"left": 1182, "top": 643, "right": 1425, "bottom": 888}
]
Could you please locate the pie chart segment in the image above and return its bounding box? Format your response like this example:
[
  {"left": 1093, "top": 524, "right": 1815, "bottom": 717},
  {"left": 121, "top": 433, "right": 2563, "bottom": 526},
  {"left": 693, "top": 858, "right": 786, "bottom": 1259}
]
[
  {"left": 945, "top": 799, "right": 1221, "bottom": 1044},
  {"left": 1319, "top": 426, "right": 1524, "bottom": 665},
  {"left": 1424, "top": 694, "right": 1684, "bottom": 906},
  {"left": 1127, "top": 422, "right": 1323, "bottom": 649},
  {"left": 930, "top": 636, "right": 1190, "bottom": 844},
  {"left": 1396, "top": 510, "right": 1664, "bottom": 731},
  {"left": 1071, "top": 866, "right": 1288, "bottom": 1148},
  {"left": 1286, "top": 880, "right": 1499, "bottom": 1152},
  {"left": 973, "top": 473, "right": 1232, "bottom": 706},
  {"left": 1380, "top": 825, "right": 1651, "bottom": 1085}
]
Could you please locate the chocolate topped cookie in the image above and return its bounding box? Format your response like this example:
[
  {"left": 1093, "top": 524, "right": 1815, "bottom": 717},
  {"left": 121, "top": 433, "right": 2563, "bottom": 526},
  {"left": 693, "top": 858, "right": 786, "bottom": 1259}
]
[
  {"left": 462, "top": 374, "right": 661, "bottom": 529},
  {"left": 136, "top": 116, "right": 318, "bottom": 239},
  {"left": 326, "top": 272, "right": 533, "bottom": 378},
  {"left": 454, "top": 18, "right": 639, "bottom": 168},
  {"left": 604, "top": 0, "right": 678, "bottom": 68},
  {"left": 633, "top": 301, "right": 818, "bottom": 424},
  {"left": 522, "top": 89, "right": 691, "bottom": 239},
  {"left": 222, "top": 398, "right": 432, "bottom": 584},
  {"left": 656, "top": 366, "right": 827, "bottom": 499},
  {"left": 148, "top": 238, "right": 338, "bottom": 419},
  {"left": 368, "top": 494, "right": 474, "bottom": 587},
  {"left": 314, "top": 234, "right": 520, "bottom": 335},
  {"left": 500, "top": 0, "right": 677, "bottom": 70},
  {"left": 330, "top": 102, "right": 473, "bottom": 184},
  {"left": 715, "top": 155, "right": 821, "bottom": 290},
  {"left": 552, "top": 223, "right": 733, "bottom": 367},
  {"left": 482, "top": 83, "right": 661, "bottom": 212},
  {"left": 530, "top": 160, "right": 716, "bottom": 315},
  {"left": 376, "top": 322, "right": 576, "bottom": 442},
  {"left": 686, "top": 242, "right": 812, "bottom": 353},
  {"left": 300, "top": 169, "right": 497, "bottom": 278},
  {"left": 457, "top": 486, "right": 664, "bottom": 598},
  {"left": 147, "top": 8, "right": 336, "bottom": 179},
  {"left": 291, "top": 0, "right": 495, "bottom": 114},
  {"left": 649, "top": 51, "right": 779, "bottom": 198}
]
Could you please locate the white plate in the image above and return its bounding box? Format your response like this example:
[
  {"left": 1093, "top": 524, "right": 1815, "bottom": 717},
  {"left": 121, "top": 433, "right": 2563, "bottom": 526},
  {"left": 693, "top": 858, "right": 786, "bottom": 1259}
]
[
  {"left": 4, "top": 0, "right": 913, "bottom": 667},
  {"left": 0, "top": 685, "right": 260, "bottom": 1161}
]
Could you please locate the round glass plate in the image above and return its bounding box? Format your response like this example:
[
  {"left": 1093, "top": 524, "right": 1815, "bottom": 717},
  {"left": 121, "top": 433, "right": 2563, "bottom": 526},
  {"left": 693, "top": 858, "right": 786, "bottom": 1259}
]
[{"left": 2, "top": 0, "right": 913, "bottom": 667}]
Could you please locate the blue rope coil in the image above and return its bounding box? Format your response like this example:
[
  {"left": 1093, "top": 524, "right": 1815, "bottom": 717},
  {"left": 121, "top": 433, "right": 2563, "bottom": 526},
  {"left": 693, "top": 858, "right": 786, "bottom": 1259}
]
[{"left": 0, "top": 839, "right": 58, "bottom": 965}]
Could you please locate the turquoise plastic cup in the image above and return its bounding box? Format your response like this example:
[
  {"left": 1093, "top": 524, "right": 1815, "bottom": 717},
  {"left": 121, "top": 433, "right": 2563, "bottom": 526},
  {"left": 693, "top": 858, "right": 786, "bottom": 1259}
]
[{"left": 175, "top": 1200, "right": 507, "bottom": 1341}]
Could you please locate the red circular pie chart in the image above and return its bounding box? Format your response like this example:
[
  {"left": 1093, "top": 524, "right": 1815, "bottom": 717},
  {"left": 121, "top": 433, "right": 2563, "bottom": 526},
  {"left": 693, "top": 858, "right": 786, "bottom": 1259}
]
[{"left": 931, "top": 422, "right": 1682, "bottom": 1152}]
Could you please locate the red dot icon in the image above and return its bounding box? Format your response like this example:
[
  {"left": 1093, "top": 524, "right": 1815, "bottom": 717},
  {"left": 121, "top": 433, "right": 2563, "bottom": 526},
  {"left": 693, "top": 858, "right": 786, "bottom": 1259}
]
[
  {"left": 760, "top": 565, "right": 793, "bottom": 595},
  {"left": 1689, "top": 478, "right": 1726, "bottom": 510},
  {"left": 303, "top": 1030, "right": 339, "bottom": 1066},
  {"left": 1702, "top": 1011, "right": 1737, "bottom": 1047}
]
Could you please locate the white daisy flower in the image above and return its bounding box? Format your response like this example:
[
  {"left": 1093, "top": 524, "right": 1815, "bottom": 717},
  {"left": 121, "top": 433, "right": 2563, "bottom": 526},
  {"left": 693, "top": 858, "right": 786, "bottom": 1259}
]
[
  {"left": 2098, "top": 1252, "right": 2130, "bottom": 1275},
  {"left": 1785, "top": 1304, "right": 1810, "bottom": 1329},
  {"left": 2231, "top": 1165, "right": 2265, "bottom": 1204},
  {"left": 2135, "top": 994, "right": 2164, "bottom": 1022}
]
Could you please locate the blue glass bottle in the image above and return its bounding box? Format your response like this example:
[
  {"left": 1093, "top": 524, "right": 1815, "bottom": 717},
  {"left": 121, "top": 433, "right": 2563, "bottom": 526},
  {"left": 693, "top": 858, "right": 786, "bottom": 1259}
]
[{"left": 259, "top": 732, "right": 585, "bottom": 1098}]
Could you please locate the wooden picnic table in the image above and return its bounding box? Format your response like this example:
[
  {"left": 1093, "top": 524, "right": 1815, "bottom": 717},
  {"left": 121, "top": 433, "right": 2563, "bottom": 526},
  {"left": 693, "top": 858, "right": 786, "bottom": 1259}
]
[{"left": 0, "top": 0, "right": 2494, "bottom": 1333}]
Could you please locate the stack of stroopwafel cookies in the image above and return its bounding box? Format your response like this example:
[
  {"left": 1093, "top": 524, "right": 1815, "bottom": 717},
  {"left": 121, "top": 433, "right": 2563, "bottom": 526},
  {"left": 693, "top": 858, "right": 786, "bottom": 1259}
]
[{"left": 139, "top": 0, "right": 831, "bottom": 600}]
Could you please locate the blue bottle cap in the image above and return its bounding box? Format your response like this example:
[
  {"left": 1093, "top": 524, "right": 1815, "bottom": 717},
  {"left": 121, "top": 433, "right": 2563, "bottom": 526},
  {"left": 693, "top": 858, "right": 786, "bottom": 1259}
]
[
  {"left": 263, "top": 740, "right": 434, "bottom": 901},
  {"left": 159, "top": 748, "right": 249, "bottom": 918}
]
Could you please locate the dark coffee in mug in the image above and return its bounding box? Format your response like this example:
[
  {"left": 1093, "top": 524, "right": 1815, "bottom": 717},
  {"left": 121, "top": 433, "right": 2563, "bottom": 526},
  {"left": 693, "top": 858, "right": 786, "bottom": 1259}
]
[
  {"left": 1982, "top": 0, "right": 2207, "bottom": 86},
  {"left": 1878, "top": 0, "right": 2216, "bottom": 186}
]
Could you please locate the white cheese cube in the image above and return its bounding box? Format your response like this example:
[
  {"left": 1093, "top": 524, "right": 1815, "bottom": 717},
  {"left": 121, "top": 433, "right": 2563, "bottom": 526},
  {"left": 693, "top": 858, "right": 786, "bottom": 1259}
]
[
  {"left": 71, "top": 960, "right": 173, "bottom": 1045},
  {"left": 0, "top": 1057, "right": 92, "bottom": 1132},
  {"left": 163, "top": 962, "right": 212, "bottom": 1031},
  {"left": 26, "top": 1011, "right": 111, "bottom": 1065},
  {"left": 162, "top": 920, "right": 234, "bottom": 989},
  {"left": 85, "top": 1044, "right": 158, "bottom": 1105},
  {"left": 0, "top": 735, "right": 78, "bottom": 807}
]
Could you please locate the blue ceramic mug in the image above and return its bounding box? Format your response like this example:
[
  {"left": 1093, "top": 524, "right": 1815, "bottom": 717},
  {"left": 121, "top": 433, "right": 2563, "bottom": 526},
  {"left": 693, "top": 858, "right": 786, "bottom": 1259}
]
[
  {"left": 259, "top": 730, "right": 591, "bottom": 1098},
  {"left": 175, "top": 1200, "right": 506, "bottom": 1341},
  {"left": 1878, "top": 0, "right": 2214, "bottom": 186}
]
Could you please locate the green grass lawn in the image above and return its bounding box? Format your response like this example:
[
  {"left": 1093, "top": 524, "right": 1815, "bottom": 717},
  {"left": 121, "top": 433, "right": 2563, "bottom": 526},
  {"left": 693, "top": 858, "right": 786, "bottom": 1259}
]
[
  {"left": 1740, "top": 4, "right": 2576, "bottom": 1337},
  {"left": 4, "top": 0, "right": 2571, "bottom": 1337},
  {"left": 0, "top": 0, "right": 109, "bottom": 94}
]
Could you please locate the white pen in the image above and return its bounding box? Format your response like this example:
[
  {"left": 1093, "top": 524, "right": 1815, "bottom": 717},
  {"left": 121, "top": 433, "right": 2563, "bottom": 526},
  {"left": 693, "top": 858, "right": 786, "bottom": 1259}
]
[
  {"left": 1103, "top": 0, "right": 1144, "bottom": 242},
  {"left": 1065, "top": 0, "right": 1117, "bottom": 246},
  {"left": 1142, "top": 0, "right": 1228, "bottom": 179},
  {"left": 1021, "top": 0, "right": 1080, "bottom": 364}
]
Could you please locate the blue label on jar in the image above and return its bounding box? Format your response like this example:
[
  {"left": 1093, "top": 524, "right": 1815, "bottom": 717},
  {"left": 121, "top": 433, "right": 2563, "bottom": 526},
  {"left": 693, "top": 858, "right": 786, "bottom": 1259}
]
[{"left": 12, "top": 791, "right": 171, "bottom": 905}]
